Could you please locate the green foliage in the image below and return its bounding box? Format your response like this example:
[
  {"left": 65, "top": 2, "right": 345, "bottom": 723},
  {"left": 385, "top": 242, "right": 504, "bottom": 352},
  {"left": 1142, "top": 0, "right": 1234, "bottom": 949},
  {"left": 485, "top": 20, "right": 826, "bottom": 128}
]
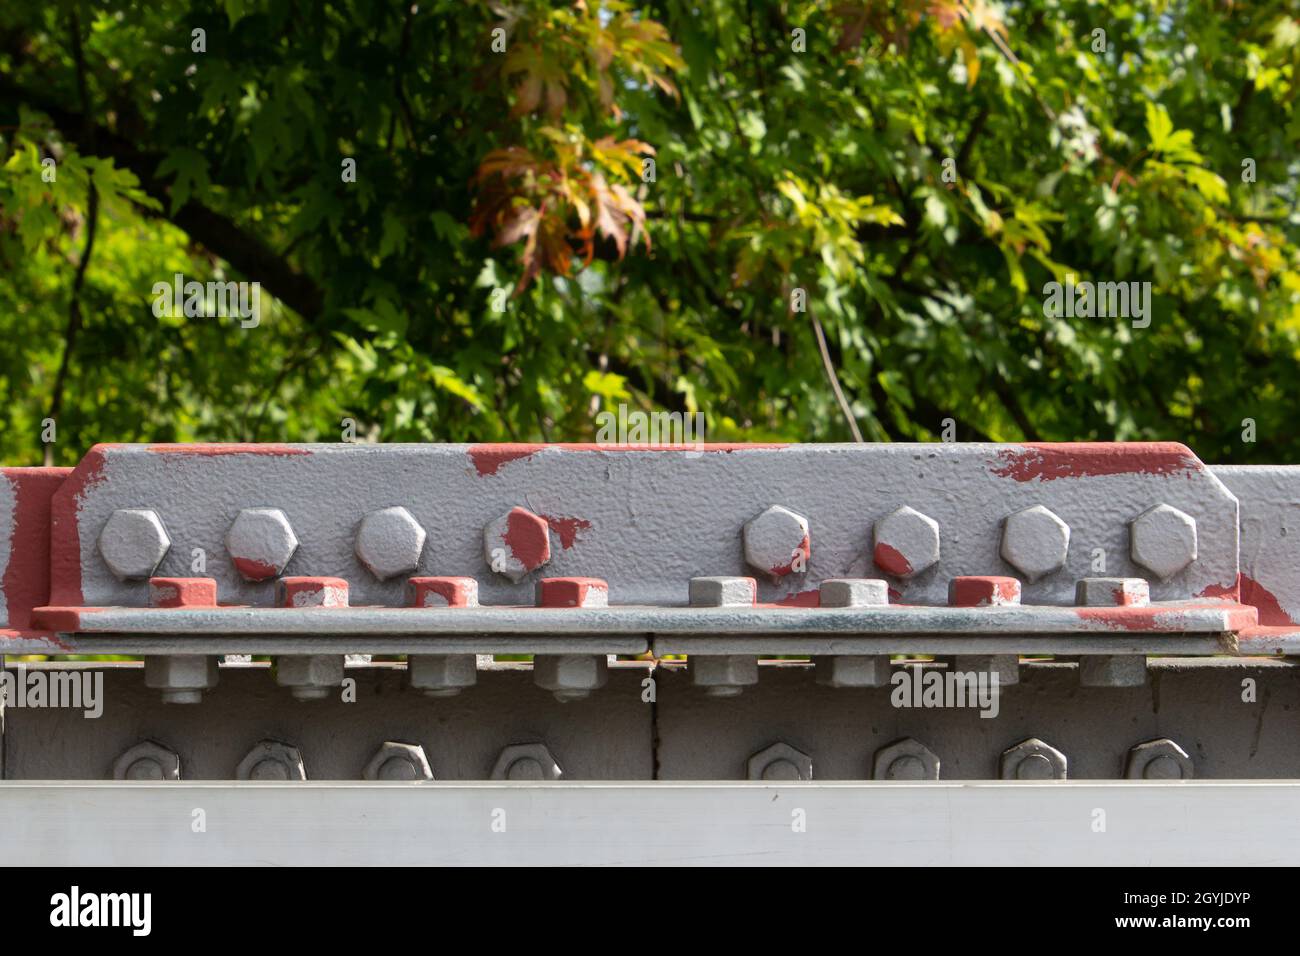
[{"left": 0, "top": 0, "right": 1296, "bottom": 464}]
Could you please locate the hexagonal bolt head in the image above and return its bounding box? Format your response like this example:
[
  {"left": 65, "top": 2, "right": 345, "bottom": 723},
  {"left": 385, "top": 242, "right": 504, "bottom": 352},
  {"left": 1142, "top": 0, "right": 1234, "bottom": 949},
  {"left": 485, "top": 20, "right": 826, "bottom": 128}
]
[
  {"left": 226, "top": 508, "right": 299, "bottom": 582},
  {"left": 819, "top": 578, "right": 890, "bottom": 608},
  {"left": 1075, "top": 577, "right": 1151, "bottom": 607},
  {"left": 814, "top": 655, "right": 893, "bottom": 688},
  {"left": 743, "top": 505, "right": 811, "bottom": 579},
  {"left": 1126, "top": 738, "right": 1194, "bottom": 780},
  {"left": 406, "top": 576, "right": 479, "bottom": 607},
  {"left": 1079, "top": 654, "right": 1148, "bottom": 688},
  {"left": 491, "top": 743, "right": 564, "bottom": 781},
  {"left": 276, "top": 576, "right": 349, "bottom": 608},
  {"left": 484, "top": 507, "right": 551, "bottom": 582},
  {"left": 873, "top": 506, "right": 940, "bottom": 579},
  {"left": 148, "top": 577, "right": 217, "bottom": 608},
  {"left": 236, "top": 740, "right": 307, "bottom": 781},
  {"left": 1130, "top": 504, "right": 1198, "bottom": 579},
  {"left": 533, "top": 654, "right": 607, "bottom": 702},
  {"left": 144, "top": 655, "right": 218, "bottom": 704},
  {"left": 1000, "top": 505, "right": 1070, "bottom": 582},
  {"left": 112, "top": 741, "right": 181, "bottom": 781},
  {"left": 747, "top": 742, "right": 813, "bottom": 781},
  {"left": 952, "top": 653, "right": 1020, "bottom": 687},
  {"left": 363, "top": 741, "right": 434, "bottom": 781},
  {"left": 948, "top": 576, "right": 1022, "bottom": 607},
  {"left": 872, "top": 738, "right": 940, "bottom": 780},
  {"left": 1000, "top": 738, "right": 1068, "bottom": 780},
  {"left": 689, "top": 576, "right": 756, "bottom": 607},
  {"left": 408, "top": 654, "right": 477, "bottom": 697},
  {"left": 355, "top": 506, "right": 426, "bottom": 581},
  {"left": 275, "top": 654, "right": 344, "bottom": 701},
  {"left": 691, "top": 655, "right": 759, "bottom": 697},
  {"left": 98, "top": 509, "right": 171, "bottom": 581},
  {"left": 536, "top": 577, "right": 609, "bottom": 608}
]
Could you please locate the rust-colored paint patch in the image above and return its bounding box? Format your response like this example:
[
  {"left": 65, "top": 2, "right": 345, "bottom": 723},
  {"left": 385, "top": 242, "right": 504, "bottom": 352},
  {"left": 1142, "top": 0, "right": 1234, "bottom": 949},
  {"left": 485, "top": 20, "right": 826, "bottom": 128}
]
[
  {"left": 1078, "top": 601, "right": 1258, "bottom": 632},
  {"left": 772, "top": 588, "right": 821, "bottom": 608},
  {"left": 0, "top": 628, "right": 72, "bottom": 652},
  {"left": 769, "top": 535, "right": 811, "bottom": 577},
  {"left": 146, "top": 444, "right": 312, "bottom": 457},
  {"left": 49, "top": 445, "right": 120, "bottom": 607},
  {"left": 873, "top": 542, "right": 913, "bottom": 577},
  {"left": 988, "top": 442, "right": 1201, "bottom": 482},
  {"left": 233, "top": 557, "right": 280, "bottom": 582},
  {"left": 537, "top": 577, "right": 608, "bottom": 608},
  {"left": 2, "top": 467, "right": 70, "bottom": 628},
  {"left": 468, "top": 442, "right": 791, "bottom": 477},
  {"left": 148, "top": 577, "right": 217, "bottom": 608},
  {"left": 30, "top": 606, "right": 95, "bottom": 632},
  {"left": 541, "top": 514, "right": 592, "bottom": 550},
  {"left": 949, "top": 576, "right": 1021, "bottom": 607},
  {"left": 1199, "top": 574, "right": 1294, "bottom": 627},
  {"left": 407, "top": 576, "right": 478, "bottom": 608},
  {"left": 503, "top": 507, "right": 550, "bottom": 569}
]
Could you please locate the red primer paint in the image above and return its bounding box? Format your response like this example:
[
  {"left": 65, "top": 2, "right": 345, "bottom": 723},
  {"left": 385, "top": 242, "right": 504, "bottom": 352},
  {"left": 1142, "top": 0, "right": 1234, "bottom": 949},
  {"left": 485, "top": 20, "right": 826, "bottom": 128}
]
[
  {"left": 949, "top": 576, "right": 1022, "bottom": 607},
  {"left": 873, "top": 542, "right": 913, "bottom": 577},
  {"left": 1199, "top": 574, "right": 1295, "bottom": 627},
  {"left": 146, "top": 444, "right": 312, "bottom": 457},
  {"left": 1078, "top": 601, "right": 1258, "bottom": 632},
  {"left": 148, "top": 577, "right": 217, "bottom": 608},
  {"left": 769, "top": 535, "right": 811, "bottom": 577},
  {"left": 2, "top": 468, "right": 70, "bottom": 628},
  {"left": 277, "top": 576, "right": 350, "bottom": 607},
  {"left": 541, "top": 514, "right": 592, "bottom": 550},
  {"left": 503, "top": 507, "right": 550, "bottom": 569},
  {"left": 988, "top": 442, "right": 1200, "bottom": 482},
  {"left": 538, "top": 577, "right": 609, "bottom": 608},
  {"left": 233, "top": 557, "right": 280, "bottom": 582},
  {"left": 49, "top": 445, "right": 124, "bottom": 607},
  {"left": 0, "top": 628, "right": 72, "bottom": 652},
  {"left": 30, "top": 606, "right": 93, "bottom": 631},
  {"left": 407, "top": 576, "right": 478, "bottom": 608},
  {"left": 468, "top": 442, "right": 791, "bottom": 477},
  {"left": 773, "top": 588, "right": 821, "bottom": 608}
]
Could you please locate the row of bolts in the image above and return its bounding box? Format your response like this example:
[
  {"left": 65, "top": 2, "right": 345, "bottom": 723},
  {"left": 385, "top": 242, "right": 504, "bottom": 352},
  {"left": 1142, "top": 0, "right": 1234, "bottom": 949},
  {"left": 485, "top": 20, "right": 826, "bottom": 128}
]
[{"left": 138, "top": 572, "right": 1156, "bottom": 702}]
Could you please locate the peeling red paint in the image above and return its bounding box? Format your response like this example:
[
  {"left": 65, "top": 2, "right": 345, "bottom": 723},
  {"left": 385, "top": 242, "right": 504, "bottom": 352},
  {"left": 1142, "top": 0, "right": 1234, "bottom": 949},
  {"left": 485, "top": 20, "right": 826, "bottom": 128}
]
[
  {"left": 146, "top": 444, "right": 312, "bottom": 458},
  {"left": 407, "top": 576, "right": 478, "bottom": 608},
  {"left": 1078, "top": 601, "right": 1258, "bottom": 632},
  {"left": 233, "top": 557, "right": 280, "bottom": 582},
  {"left": 873, "top": 542, "right": 913, "bottom": 577},
  {"left": 148, "top": 577, "right": 217, "bottom": 608},
  {"left": 49, "top": 445, "right": 120, "bottom": 607},
  {"left": 2, "top": 468, "right": 70, "bottom": 629},
  {"left": 1199, "top": 574, "right": 1294, "bottom": 627},
  {"left": 503, "top": 507, "right": 550, "bottom": 569},
  {"left": 773, "top": 588, "right": 821, "bottom": 608},
  {"left": 949, "top": 576, "right": 1022, "bottom": 607},
  {"left": 30, "top": 606, "right": 95, "bottom": 631},
  {"left": 468, "top": 442, "right": 791, "bottom": 477},
  {"left": 769, "top": 535, "right": 811, "bottom": 577},
  {"left": 0, "top": 628, "right": 71, "bottom": 652},
  {"left": 988, "top": 442, "right": 1201, "bottom": 482},
  {"left": 470, "top": 444, "right": 545, "bottom": 477},
  {"left": 541, "top": 514, "right": 592, "bottom": 550},
  {"left": 537, "top": 577, "right": 608, "bottom": 608},
  {"left": 277, "top": 576, "right": 349, "bottom": 608}
]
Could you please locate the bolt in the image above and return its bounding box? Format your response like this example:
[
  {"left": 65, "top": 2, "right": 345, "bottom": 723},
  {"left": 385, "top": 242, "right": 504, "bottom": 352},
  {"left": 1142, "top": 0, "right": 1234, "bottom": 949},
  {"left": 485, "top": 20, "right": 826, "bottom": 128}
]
[
  {"left": 1125, "top": 738, "right": 1193, "bottom": 780},
  {"left": 408, "top": 654, "right": 477, "bottom": 697},
  {"left": 112, "top": 741, "right": 181, "bottom": 781},
  {"left": 1130, "top": 503, "right": 1198, "bottom": 579},
  {"left": 143, "top": 655, "right": 218, "bottom": 704},
  {"left": 873, "top": 506, "right": 940, "bottom": 579},
  {"left": 363, "top": 741, "right": 434, "bottom": 781},
  {"left": 688, "top": 576, "right": 756, "bottom": 607},
  {"left": 818, "top": 578, "right": 890, "bottom": 608},
  {"left": 948, "top": 576, "right": 1022, "bottom": 607},
  {"left": 1000, "top": 505, "right": 1070, "bottom": 582},
  {"left": 872, "top": 738, "right": 940, "bottom": 780},
  {"left": 406, "top": 576, "right": 479, "bottom": 608},
  {"left": 1075, "top": 577, "right": 1151, "bottom": 607},
  {"left": 533, "top": 654, "right": 607, "bottom": 702},
  {"left": 815, "top": 579, "right": 892, "bottom": 687},
  {"left": 148, "top": 577, "right": 217, "bottom": 608},
  {"left": 355, "top": 506, "right": 426, "bottom": 581},
  {"left": 1079, "top": 655, "right": 1148, "bottom": 687},
  {"left": 688, "top": 576, "right": 758, "bottom": 696},
  {"left": 536, "top": 577, "right": 609, "bottom": 608},
  {"left": 98, "top": 509, "right": 171, "bottom": 581},
  {"left": 275, "top": 655, "right": 344, "bottom": 701},
  {"left": 742, "top": 505, "right": 811, "bottom": 579},
  {"left": 952, "top": 653, "right": 1019, "bottom": 687},
  {"left": 226, "top": 508, "right": 299, "bottom": 582},
  {"left": 483, "top": 506, "right": 551, "bottom": 582},
  {"left": 747, "top": 742, "right": 813, "bottom": 781},
  {"left": 999, "top": 738, "right": 1067, "bottom": 780},
  {"left": 276, "top": 576, "right": 349, "bottom": 607},
  {"left": 236, "top": 740, "right": 306, "bottom": 781},
  {"left": 491, "top": 743, "right": 564, "bottom": 781}
]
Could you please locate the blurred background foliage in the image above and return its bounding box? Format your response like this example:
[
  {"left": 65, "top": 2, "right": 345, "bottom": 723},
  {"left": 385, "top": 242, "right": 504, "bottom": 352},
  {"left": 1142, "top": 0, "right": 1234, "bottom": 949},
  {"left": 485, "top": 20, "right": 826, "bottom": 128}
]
[{"left": 0, "top": 0, "right": 1297, "bottom": 465}]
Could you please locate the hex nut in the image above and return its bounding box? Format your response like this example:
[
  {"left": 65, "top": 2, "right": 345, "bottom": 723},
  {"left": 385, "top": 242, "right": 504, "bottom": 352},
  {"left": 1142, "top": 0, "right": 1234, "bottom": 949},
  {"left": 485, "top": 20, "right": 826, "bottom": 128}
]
[
  {"left": 814, "top": 655, "right": 892, "bottom": 688},
  {"left": 1000, "top": 738, "right": 1068, "bottom": 780},
  {"left": 1075, "top": 577, "right": 1151, "bottom": 607},
  {"left": 1125, "top": 738, "right": 1194, "bottom": 780},
  {"left": 533, "top": 654, "right": 608, "bottom": 701},
  {"left": 98, "top": 509, "right": 171, "bottom": 581},
  {"left": 747, "top": 742, "right": 813, "bottom": 781},
  {"left": 952, "top": 653, "right": 1020, "bottom": 687},
  {"left": 112, "top": 741, "right": 181, "bottom": 781},
  {"left": 536, "top": 577, "right": 609, "bottom": 608},
  {"left": 407, "top": 576, "right": 479, "bottom": 608},
  {"left": 873, "top": 506, "right": 940, "bottom": 579},
  {"left": 948, "top": 576, "right": 1022, "bottom": 607},
  {"left": 363, "top": 741, "right": 434, "bottom": 781},
  {"left": 491, "top": 743, "right": 564, "bottom": 781},
  {"left": 484, "top": 507, "right": 551, "bottom": 582},
  {"left": 819, "top": 578, "right": 890, "bottom": 608},
  {"left": 1000, "top": 505, "right": 1070, "bottom": 582},
  {"left": 227, "top": 508, "right": 299, "bottom": 582},
  {"left": 691, "top": 655, "right": 759, "bottom": 697},
  {"left": 276, "top": 576, "right": 349, "bottom": 608},
  {"left": 743, "top": 505, "right": 811, "bottom": 579},
  {"left": 689, "top": 576, "right": 756, "bottom": 607},
  {"left": 1079, "top": 655, "right": 1148, "bottom": 687},
  {"left": 236, "top": 740, "right": 307, "bottom": 781},
  {"left": 275, "top": 655, "right": 344, "bottom": 700},
  {"left": 872, "top": 738, "right": 940, "bottom": 780},
  {"left": 1130, "top": 504, "right": 1198, "bottom": 579},
  {"left": 355, "top": 507, "right": 426, "bottom": 581},
  {"left": 148, "top": 576, "right": 217, "bottom": 608},
  {"left": 143, "top": 655, "right": 218, "bottom": 704},
  {"left": 408, "top": 654, "right": 477, "bottom": 697}
]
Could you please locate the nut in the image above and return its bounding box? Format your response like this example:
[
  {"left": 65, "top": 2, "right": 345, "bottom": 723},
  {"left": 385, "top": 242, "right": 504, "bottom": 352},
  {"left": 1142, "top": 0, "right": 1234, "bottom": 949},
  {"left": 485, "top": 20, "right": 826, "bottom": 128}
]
[
  {"left": 236, "top": 740, "right": 307, "bottom": 780},
  {"left": 406, "top": 576, "right": 479, "bottom": 607},
  {"left": 742, "top": 505, "right": 811, "bottom": 579},
  {"left": 143, "top": 655, "right": 218, "bottom": 704},
  {"left": 226, "top": 508, "right": 299, "bottom": 582},
  {"left": 1130, "top": 504, "right": 1198, "bottom": 579},
  {"left": 536, "top": 577, "right": 609, "bottom": 608},
  {"left": 873, "top": 506, "right": 940, "bottom": 579},
  {"left": 112, "top": 741, "right": 181, "bottom": 781},
  {"left": 484, "top": 507, "right": 551, "bottom": 582},
  {"left": 148, "top": 577, "right": 217, "bottom": 608},
  {"left": 98, "top": 509, "right": 171, "bottom": 581},
  {"left": 1000, "top": 505, "right": 1070, "bottom": 582},
  {"left": 363, "top": 741, "right": 434, "bottom": 781},
  {"left": 1075, "top": 577, "right": 1151, "bottom": 607},
  {"left": 1125, "top": 738, "right": 1194, "bottom": 780},
  {"left": 275, "top": 655, "right": 344, "bottom": 701},
  {"left": 533, "top": 654, "right": 607, "bottom": 702},
  {"left": 691, "top": 655, "right": 758, "bottom": 697},
  {"left": 872, "top": 738, "right": 940, "bottom": 780},
  {"left": 819, "top": 578, "right": 890, "bottom": 608},
  {"left": 491, "top": 743, "right": 564, "bottom": 781},
  {"left": 952, "top": 653, "right": 1020, "bottom": 687},
  {"left": 276, "top": 576, "right": 349, "bottom": 607},
  {"left": 747, "top": 742, "right": 813, "bottom": 781},
  {"left": 408, "top": 654, "right": 477, "bottom": 696},
  {"left": 1000, "top": 738, "right": 1068, "bottom": 780},
  {"left": 688, "top": 576, "right": 756, "bottom": 607},
  {"left": 355, "top": 507, "right": 426, "bottom": 580},
  {"left": 948, "top": 576, "right": 1022, "bottom": 607},
  {"left": 814, "top": 655, "right": 892, "bottom": 688},
  {"left": 1079, "top": 655, "right": 1148, "bottom": 687}
]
